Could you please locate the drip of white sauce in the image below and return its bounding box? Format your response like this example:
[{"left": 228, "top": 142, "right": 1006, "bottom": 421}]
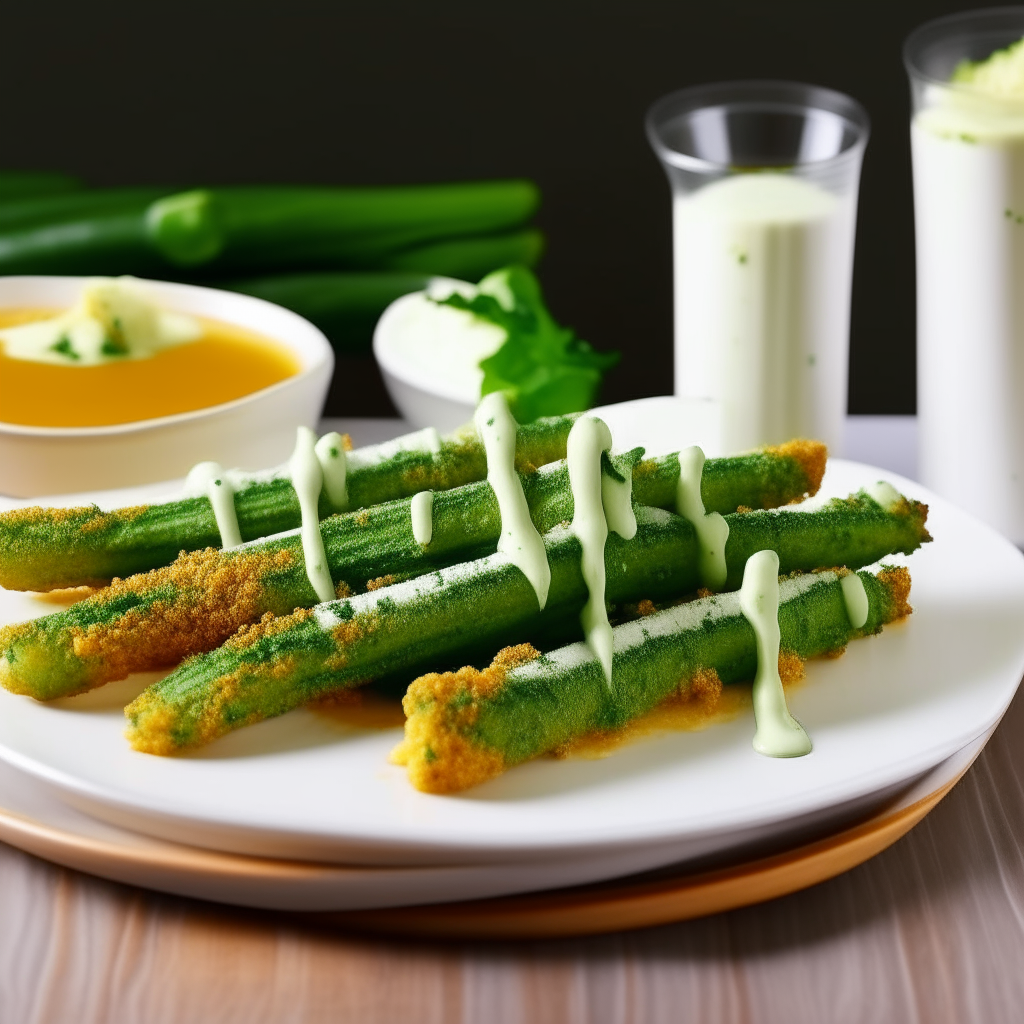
[
  {"left": 568, "top": 416, "right": 617, "bottom": 684},
  {"left": 840, "top": 572, "right": 869, "bottom": 630},
  {"left": 314, "top": 432, "right": 349, "bottom": 512},
  {"left": 601, "top": 453, "right": 637, "bottom": 540},
  {"left": 474, "top": 392, "right": 551, "bottom": 609},
  {"left": 865, "top": 480, "right": 901, "bottom": 511},
  {"left": 184, "top": 461, "right": 242, "bottom": 549},
  {"left": 411, "top": 490, "right": 434, "bottom": 546},
  {"left": 739, "top": 549, "right": 812, "bottom": 758},
  {"left": 675, "top": 446, "right": 729, "bottom": 590},
  {"left": 289, "top": 427, "right": 336, "bottom": 602}
]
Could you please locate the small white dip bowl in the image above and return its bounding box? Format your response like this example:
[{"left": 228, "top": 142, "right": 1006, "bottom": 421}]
[
  {"left": 372, "top": 283, "right": 494, "bottom": 433},
  {"left": 0, "top": 276, "right": 334, "bottom": 497}
]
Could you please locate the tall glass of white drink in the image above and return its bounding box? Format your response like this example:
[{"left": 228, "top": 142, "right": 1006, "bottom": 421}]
[
  {"left": 646, "top": 82, "right": 869, "bottom": 454},
  {"left": 908, "top": 9, "right": 1024, "bottom": 544}
]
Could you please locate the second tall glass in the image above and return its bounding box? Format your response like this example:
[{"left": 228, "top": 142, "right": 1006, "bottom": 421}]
[{"left": 646, "top": 81, "right": 869, "bottom": 454}]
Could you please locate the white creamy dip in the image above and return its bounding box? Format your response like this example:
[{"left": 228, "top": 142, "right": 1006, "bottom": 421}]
[{"left": 373, "top": 277, "right": 506, "bottom": 404}]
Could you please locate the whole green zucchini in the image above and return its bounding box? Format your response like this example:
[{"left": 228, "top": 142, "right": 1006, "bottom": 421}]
[{"left": 147, "top": 181, "right": 540, "bottom": 271}]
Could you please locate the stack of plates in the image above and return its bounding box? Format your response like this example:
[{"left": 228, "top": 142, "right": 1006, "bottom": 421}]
[{"left": 0, "top": 400, "right": 1022, "bottom": 936}]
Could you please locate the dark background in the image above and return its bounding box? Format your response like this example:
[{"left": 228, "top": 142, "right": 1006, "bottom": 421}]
[{"left": 1, "top": 0, "right": 999, "bottom": 416}]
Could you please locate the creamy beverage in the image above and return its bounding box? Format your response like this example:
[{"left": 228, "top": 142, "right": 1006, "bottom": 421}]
[
  {"left": 911, "top": 30, "right": 1024, "bottom": 542},
  {"left": 673, "top": 173, "right": 857, "bottom": 454},
  {"left": 647, "top": 81, "right": 868, "bottom": 457}
]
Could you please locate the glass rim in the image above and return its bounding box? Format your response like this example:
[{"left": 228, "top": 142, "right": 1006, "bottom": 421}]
[
  {"left": 904, "top": 6, "right": 1024, "bottom": 91},
  {"left": 645, "top": 79, "right": 870, "bottom": 176}
]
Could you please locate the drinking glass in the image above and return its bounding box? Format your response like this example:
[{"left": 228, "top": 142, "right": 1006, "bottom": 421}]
[
  {"left": 646, "top": 81, "right": 869, "bottom": 454},
  {"left": 907, "top": 8, "right": 1024, "bottom": 543}
]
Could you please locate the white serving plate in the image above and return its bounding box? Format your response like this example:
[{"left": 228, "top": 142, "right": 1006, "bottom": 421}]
[
  {"left": 0, "top": 400, "right": 1021, "bottom": 871},
  {"left": 0, "top": 731, "right": 989, "bottom": 912}
]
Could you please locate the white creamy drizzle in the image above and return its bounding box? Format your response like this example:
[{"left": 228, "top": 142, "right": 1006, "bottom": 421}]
[
  {"left": 739, "top": 549, "right": 812, "bottom": 758},
  {"left": 567, "top": 416, "right": 619, "bottom": 684},
  {"left": 675, "top": 446, "right": 729, "bottom": 590},
  {"left": 289, "top": 427, "right": 336, "bottom": 603},
  {"left": 183, "top": 461, "right": 242, "bottom": 549},
  {"left": 411, "top": 490, "right": 434, "bottom": 546},
  {"left": 510, "top": 570, "right": 829, "bottom": 682},
  {"left": 474, "top": 392, "right": 551, "bottom": 609},
  {"left": 313, "top": 548, "right": 512, "bottom": 631},
  {"left": 314, "top": 432, "right": 349, "bottom": 512},
  {"left": 865, "top": 480, "right": 901, "bottom": 511},
  {"left": 840, "top": 572, "right": 869, "bottom": 630},
  {"left": 601, "top": 454, "right": 638, "bottom": 540}
]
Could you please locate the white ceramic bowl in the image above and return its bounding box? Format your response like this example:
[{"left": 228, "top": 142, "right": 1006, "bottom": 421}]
[
  {"left": 0, "top": 277, "right": 334, "bottom": 497},
  {"left": 372, "top": 285, "right": 483, "bottom": 433}
]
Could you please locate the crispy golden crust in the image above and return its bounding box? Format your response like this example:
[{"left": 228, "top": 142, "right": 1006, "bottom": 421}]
[
  {"left": 69, "top": 547, "right": 296, "bottom": 681},
  {"left": 768, "top": 438, "right": 828, "bottom": 497},
  {"left": 0, "top": 504, "right": 147, "bottom": 529},
  {"left": 392, "top": 644, "right": 541, "bottom": 793},
  {"left": 879, "top": 565, "right": 913, "bottom": 621},
  {"left": 365, "top": 574, "right": 398, "bottom": 592},
  {"left": 126, "top": 654, "right": 300, "bottom": 755},
  {"left": 224, "top": 607, "right": 312, "bottom": 651},
  {"left": 778, "top": 649, "right": 806, "bottom": 685}
]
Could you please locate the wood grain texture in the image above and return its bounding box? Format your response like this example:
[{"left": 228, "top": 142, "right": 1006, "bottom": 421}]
[{"left": 0, "top": 681, "right": 1021, "bottom": 1024}]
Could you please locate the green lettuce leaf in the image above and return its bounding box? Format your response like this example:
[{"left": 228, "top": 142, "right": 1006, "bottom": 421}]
[{"left": 433, "top": 265, "right": 619, "bottom": 422}]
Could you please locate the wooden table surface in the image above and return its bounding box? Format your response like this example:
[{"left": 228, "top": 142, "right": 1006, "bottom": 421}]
[{"left": 2, "top": 416, "right": 1023, "bottom": 1023}]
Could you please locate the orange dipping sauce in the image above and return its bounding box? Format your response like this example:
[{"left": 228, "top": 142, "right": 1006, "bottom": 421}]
[{"left": 0, "top": 307, "right": 300, "bottom": 428}]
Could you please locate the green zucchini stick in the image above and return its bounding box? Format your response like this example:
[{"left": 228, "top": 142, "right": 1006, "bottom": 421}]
[
  {"left": 119, "top": 495, "right": 927, "bottom": 754},
  {"left": 0, "top": 442, "right": 833, "bottom": 698},
  {"left": 0, "top": 413, "right": 578, "bottom": 592},
  {"left": 0, "top": 180, "right": 540, "bottom": 276},
  {"left": 0, "top": 186, "right": 170, "bottom": 233},
  {"left": 146, "top": 181, "right": 540, "bottom": 271},
  {"left": 394, "top": 565, "right": 912, "bottom": 793},
  {"left": 373, "top": 229, "right": 545, "bottom": 279}
]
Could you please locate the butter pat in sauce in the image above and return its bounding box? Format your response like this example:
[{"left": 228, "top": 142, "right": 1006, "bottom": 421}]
[{"left": 0, "top": 277, "right": 201, "bottom": 366}]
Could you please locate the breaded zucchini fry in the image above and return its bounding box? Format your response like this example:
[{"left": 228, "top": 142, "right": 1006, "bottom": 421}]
[
  {"left": 120, "top": 493, "right": 928, "bottom": 753},
  {"left": 394, "top": 566, "right": 912, "bottom": 793},
  {"left": 0, "top": 441, "right": 840, "bottom": 700},
  {"left": 0, "top": 412, "right": 578, "bottom": 592}
]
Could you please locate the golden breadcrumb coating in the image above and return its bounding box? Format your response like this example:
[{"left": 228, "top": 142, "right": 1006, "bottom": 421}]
[
  {"left": 392, "top": 644, "right": 541, "bottom": 793},
  {"left": 768, "top": 438, "right": 828, "bottom": 497},
  {"left": 68, "top": 547, "right": 296, "bottom": 680}
]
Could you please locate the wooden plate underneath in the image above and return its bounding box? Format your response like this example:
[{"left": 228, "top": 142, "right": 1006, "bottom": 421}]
[
  {"left": 0, "top": 746, "right": 973, "bottom": 941},
  {"left": 310, "top": 770, "right": 963, "bottom": 939}
]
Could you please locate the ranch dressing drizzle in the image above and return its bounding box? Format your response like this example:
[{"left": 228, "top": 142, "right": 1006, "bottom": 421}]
[
  {"left": 739, "top": 549, "right": 812, "bottom": 757},
  {"left": 474, "top": 392, "right": 550, "bottom": 609},
  {"left": 601, "top": 453, "right": 638, "bottom": 540},
  {"left": 289, "top": 427, "right": 336, "bottom": 603},
  {"left": 411, "top": 490, "right": 434, "bottom": 546},
  {"left": 865, "top": 480, "right": 901, "bottom": 512},
  {"left": 675, "top": 446, "right": 729, "bottom": 590},
  {"left": 314, "top": 432, "right": 349, "bottom": 512},
  {"left": 184, "top": 462, "right": 243, "bottom": 549},
  {"left": 567, "top": 416, "right": 624, "bottom": 685},
  {"left": 840, "top": 572, "right": 869, "bottom": 630}
]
